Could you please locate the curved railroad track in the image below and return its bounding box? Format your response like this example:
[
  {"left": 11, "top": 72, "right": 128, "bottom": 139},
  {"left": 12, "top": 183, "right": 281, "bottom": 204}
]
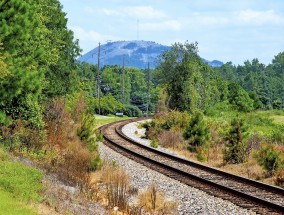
[{"left": 100, "top": 118, "right": 284, "bottom": 215}]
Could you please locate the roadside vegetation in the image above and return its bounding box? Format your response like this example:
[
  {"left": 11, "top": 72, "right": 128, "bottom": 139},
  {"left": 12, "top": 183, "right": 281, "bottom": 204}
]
[
  {"left": 0, "top": 0, "right": 284, "bottom": 214},
  {"left": 143, "top": 42, "right": 284, "bottom": 186},
  {"left": 0, "top": 147, "right": 41, "bottom": 215}
]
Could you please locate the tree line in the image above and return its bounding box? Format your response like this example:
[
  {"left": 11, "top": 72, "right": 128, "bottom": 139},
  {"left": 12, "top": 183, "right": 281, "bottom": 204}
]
[{"left": 157, "top": 41, "right": 284, "bottom": 114}]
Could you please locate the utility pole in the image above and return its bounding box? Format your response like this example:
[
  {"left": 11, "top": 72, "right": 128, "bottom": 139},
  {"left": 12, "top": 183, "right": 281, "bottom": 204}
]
[
  {"left": 146, "top": 62, "right": 150, "bottom": 117},
  {"left": 97, "top": 42, "right": 101, "bottom": 115},
  {"left": 122, "top": 55, "right": 125, "bottom": 104}
]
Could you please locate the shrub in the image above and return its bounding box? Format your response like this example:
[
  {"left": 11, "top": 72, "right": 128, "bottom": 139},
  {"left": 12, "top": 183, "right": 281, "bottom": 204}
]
[
  {"left": 274, "top": 169, "right": 284, "bottom": 187},
  {"left": 56, "top": 141, "right": 92, "bottom": 186},
  {"left": 150, "top": 140, "right": 158, "bottom": 148},
  {"left": 124, "top": 105, "right": 142, "bottom": 117},
  {"left": 223, "top": 118, "right": 248, "bottom": 164},
  {"left": 183, "top": 111, "right": 210, "bottom": 152},
  {"left": 0, "top": 120, "right": 46, "bottom": 152},
  {"left": 255, "top": 144, "right": 284, "bottom": 175},
  {"left": 77, "top": 113, "right": 96, "bottom": 145},
  {"left": 157, "top": 129, "right": 185, "bottom": 149},
  {"left": 196, "top": 147, "right": 207, "bottom": 162}
]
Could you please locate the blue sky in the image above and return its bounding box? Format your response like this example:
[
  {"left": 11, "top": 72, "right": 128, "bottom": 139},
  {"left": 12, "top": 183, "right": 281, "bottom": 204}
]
[{"left": 60, "top": 0, "right": 284, "bottom": 65}]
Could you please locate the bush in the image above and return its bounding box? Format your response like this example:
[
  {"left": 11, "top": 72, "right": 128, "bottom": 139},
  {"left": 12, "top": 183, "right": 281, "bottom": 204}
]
[
  {"left": 256, "top": 144, "right": 284, "bottom": 175},
  {"left": 196, "top": 147, "right": 207, "bottom": 162},
  {"left": 150, "top": 140, "right": 158, "bottom": 148},
  {"left": 183, "top": 111, "right": 210, "bottom": 152},
  {"left": 223, "top": 118, "right": 248, "bottom": 164},
  {"left": 274, "top": 169, "right": 284, "bottom": 187},
  {"left": 157, "top": 129, "right": 185, "bottom": 149},
  {"left": 124, "top": 105, "right": 142, "bottom": 117}
]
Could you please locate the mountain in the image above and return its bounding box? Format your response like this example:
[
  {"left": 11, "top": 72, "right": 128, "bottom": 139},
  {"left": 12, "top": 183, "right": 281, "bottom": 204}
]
[{"left": 77, "top": 40, "right": 223, "bottom": 69}]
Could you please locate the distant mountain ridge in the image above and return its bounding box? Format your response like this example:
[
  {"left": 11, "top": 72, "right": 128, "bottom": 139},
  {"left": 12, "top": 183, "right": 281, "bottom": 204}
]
[{"left": 78, "top": 40, "right": 223, "bottom": 69}]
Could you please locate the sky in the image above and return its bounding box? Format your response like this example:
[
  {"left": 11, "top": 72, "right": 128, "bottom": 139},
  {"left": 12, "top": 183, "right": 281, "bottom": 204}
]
[{"left": 60, "top": 0, "right": 284, "bottom": 65}]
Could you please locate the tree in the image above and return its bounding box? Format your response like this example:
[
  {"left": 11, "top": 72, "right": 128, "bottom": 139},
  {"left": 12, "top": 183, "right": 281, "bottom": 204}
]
[
  {"left": 183, "top": 111, "right": 210, "bottom": 152},
  {"left": 158, "top": 41, "right": 222, "bottom": 112},
  {"left": 0, "top": 0, "right": 49, "bottom": 127},
  {"left": 227, "top": 83, "right": 254, "bottom": 112},
  {"left": 223, "top": 118, "right": 248, "bottom": 164},
  {"left": 40, "top": 0, "right": 81, "bottom": 97}
]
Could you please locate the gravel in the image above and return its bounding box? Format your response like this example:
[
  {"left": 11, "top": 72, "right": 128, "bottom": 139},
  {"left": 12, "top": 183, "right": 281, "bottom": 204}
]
[{"left": 99, "top": 120, "right": 256, "bottom": 215}]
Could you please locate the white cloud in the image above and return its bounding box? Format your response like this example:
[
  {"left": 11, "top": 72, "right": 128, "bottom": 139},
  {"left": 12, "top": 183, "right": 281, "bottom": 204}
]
[
  {"left": 84, "top": 6, "right": 95, "bottom": 14},
  {"left": 237, "top": 9, "right": 284, "bottom": 25},
  {"left": 141, "top": 20, "right": 182, "bottom": 31},
  {"left": 101, "top": 6, "right": 167, "bottom": 19},
  {"left": 71, "top": 26, "right": 102, "bottom": 42}
]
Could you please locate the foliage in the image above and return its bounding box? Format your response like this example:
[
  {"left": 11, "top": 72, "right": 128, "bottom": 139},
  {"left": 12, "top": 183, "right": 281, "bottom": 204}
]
[
  {"left": 144, "top": 110, "right": 190, "bottom": 141},
  {"left": 157, "top": 41, "right": 223, "bottom": 112},
  {"left": 183, "top": 111, "right": 210, "bottom": 152},
  {"left": 223, "top": 118, "right": 248, "bottom": 164},
  {"left": 96, "top": 94, "right": 124, "bottom": 115},
  {"left": 150, "top": 140, "right": 159, "bottom": 148},
  {"left": 44, "top": 97, "right": 98, "bottom": 185},
  {"left": 0, "top": 0, "right": 47, "bottom": 126},
  {"left": 227, "top": 83, "right": 254, "bottom": 112},
  {"left": 214, "top": 55, "right": 284, "bottom": 109},
  {"left": 255, "top": 144, "right": 284, "bottom": 174},
  {"left": 0, "top": 43, "right": 9, "bottom": 80},
  {"left": 42, "top": 0, "right": 81, "bottom": 98},
  {"left": 274, "top": 169, "right": 284, "bottom": 187},
  {"left": 124, "top": 104, "right": 143, "bottom": 117},
  {"left": 157, "top": 129, "right": 185, "bottom": 149}
]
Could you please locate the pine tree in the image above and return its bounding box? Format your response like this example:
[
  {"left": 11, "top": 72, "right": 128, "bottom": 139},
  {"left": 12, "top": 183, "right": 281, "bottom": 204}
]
[
  {"left": 183, "top": 111, "right": 210, "bottom": 152},
  {"left": 0, "top": 0, "right": 47, "bottom": 126},
  {"left": 223, "top": 118, "right": 248, "bottom": 164}
]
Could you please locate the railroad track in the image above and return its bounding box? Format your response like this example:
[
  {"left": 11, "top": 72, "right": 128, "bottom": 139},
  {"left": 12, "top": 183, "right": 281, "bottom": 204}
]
[{"left": 100, "top": 118, "right": 284, "bottom": 215}]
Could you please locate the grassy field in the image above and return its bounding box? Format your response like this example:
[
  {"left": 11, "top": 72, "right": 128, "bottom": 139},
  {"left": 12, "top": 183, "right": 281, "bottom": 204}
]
[
  {"left": 0, "top": 147, "right": 43, "bottom": 215},
  {"left": 206, "top": 106, "right": 284, "bottom": 140},
  {"left": 95, "top": 114, "right": 133, "bottom": 127}
]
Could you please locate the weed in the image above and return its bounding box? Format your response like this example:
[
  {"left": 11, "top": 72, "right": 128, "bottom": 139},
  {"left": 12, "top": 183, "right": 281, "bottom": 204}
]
[
  {"left": 138, "top": 184, "right": 177, "bottom": 214},
  {"left": 150, "top": 140, "right": 159, "bottom": 148},
  {"left": 100, "top": 164, "right": 131, "bottom": 211}
]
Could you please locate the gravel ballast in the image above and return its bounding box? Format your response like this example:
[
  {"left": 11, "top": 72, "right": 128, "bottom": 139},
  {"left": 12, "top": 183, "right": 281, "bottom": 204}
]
[{"left": 99, "top": 120, "right": 256, "bottom": 215}]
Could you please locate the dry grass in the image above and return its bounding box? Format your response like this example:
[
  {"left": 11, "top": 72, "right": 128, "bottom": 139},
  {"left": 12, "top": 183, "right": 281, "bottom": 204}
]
[
  {"left": 138, "top": 184, "right": 177, "bottom": 215},
  {"left": 157, "top": 129, "right": 186, "bottom": 150},
  {"left": 99, "top": 163, "right": 132, "bottom": 212}
]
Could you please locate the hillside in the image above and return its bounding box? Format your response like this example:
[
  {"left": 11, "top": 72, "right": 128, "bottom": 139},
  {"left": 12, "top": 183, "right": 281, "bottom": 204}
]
[{"left": 77, "top": 40, "right": 223, "bottom": 69}]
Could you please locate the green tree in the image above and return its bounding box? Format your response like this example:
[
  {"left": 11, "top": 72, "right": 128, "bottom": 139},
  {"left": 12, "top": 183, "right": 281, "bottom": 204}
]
[
  {"left": 228, "top": 83, "right": 254, "bottom": 112},
  {"left": 223, "top": 118, "right": 248, "bottom": 164},
  {"left": 41, "top": 0, "right": 81, "bottom": 97},
  {"left": 0, "top": 0, "right": 49, "bottom": 127},
  {"left": 183, "top": 111, "right": 210, "bottom": 152},
  {"left": 158, "top": 41, "right": 221, "bottom": 112}
]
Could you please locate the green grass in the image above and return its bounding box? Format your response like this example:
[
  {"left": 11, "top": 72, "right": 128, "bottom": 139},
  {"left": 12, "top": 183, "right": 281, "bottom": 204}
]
[
  {"left": 0, "top": 147, "right": 43, "bottom": 214},
  {"left": 0, "top": 191, "right": 37, "bottom": 215},
  {"left": 95, "top": 114, "right": 133, "bottom": 127},
  {"left": 206, "top": 104, "right": 284, "bottom": 141}
]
